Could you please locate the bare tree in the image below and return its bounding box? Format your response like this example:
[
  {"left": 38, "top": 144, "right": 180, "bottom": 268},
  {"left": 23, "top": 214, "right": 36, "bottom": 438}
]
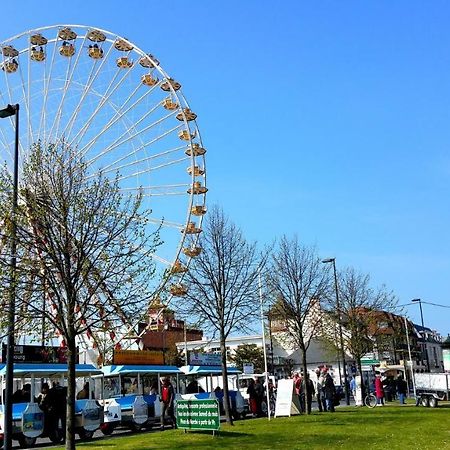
[
  {"left": 325, "top": 267, "right": 397, "bottom": 395},
  {"left": 178, "top": 206, "right": 265, "bottom": 424},
  {"left": 0, "top": 142, "right": 159, "bottom": 449},
  {"left": 267, "top": 236, "right": 329, "bottom": 414}
]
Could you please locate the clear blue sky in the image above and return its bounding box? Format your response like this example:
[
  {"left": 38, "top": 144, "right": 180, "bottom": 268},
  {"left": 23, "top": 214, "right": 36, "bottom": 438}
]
[{"left": 2, "top": 1, "right": 449, "bottom": 335}]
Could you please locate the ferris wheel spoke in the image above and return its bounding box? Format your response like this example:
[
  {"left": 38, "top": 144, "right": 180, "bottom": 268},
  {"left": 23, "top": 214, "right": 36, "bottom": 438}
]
[
  {"left": 0, "top": 60, "right": 26, "bottom": 158},
  {"left": 117, "top": 156, "right": 190, "bottom": 182},
  {"left": 119, "top": 183, "right": 189, "bottom": 195},
  {"left": 58, "top": 40, "right": 117, "bottom": 143},
  {"left": 79, "top": 93, "right": 166, "bottom": 159},
  {"left": 68, "top": 60, "right": 139, "bottom": 150},
  {"left": 0, "top": 128, "right": 12, "bottom": 163},
  {"left": 49, "top": 32, "right": 89, "bottom": 141},
  {"left": 83, "top": 110, "right": 179, "bottom": 166},
  {"left": 0, "top": 90, "right": 14, "bottom": 162},
  {"left": 79, "top": 78, "right": 162, "bottom": 157},
  {"left": 37, "top": 31, "right": 60, "bottom": 144},
  {"left": 93, "top": 144, "right": 186, "bottom": 177},
  {"left": 146, "top": 217, "right": 185, "bottom": 230},
  {"left": 150, "top": 253, "right": 171, "bottom": 266},
  {"left": 25, "top": 44, "right": 33, "bottom": 150},
  {"left": 46, "top": 48, "right": 74, "bottom": 141},
  {"left": 90, "top": 123, "right": 183, "bottom": 174}
]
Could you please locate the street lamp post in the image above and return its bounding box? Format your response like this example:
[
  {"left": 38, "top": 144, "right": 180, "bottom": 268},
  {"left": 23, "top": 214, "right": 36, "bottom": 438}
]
[
  {"left": 322, "top": 257, "right": 350, "bottom": 405},
  {"left": 403, "top": 316, "right": 416, "bottom": 397},
  {"left": 412, "top": 298, "right": 430, "bottom": 372},
  {"left": 0, "top": 103, "right": 19, "bottom": 450},
  {"left": 258, "top": 271, "right": 271, "bottom": 420}
]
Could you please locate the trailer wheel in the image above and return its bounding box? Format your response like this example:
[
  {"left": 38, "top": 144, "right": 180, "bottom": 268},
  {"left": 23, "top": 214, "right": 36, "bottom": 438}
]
[
  {"left": 100, "top": 423, "right": 115, "bottom": 435},
  {"left": 421, "top": 396, "right": 430, "bottom": 407},
  {"left": 78, "top": 429, "right": 94, "bottom": 440},
  {"left": 130, "top": 422, "right": 144, "bottom": 432},
  {"left": 18, "top": 435, "right": 37, "bottom": 448},
  {"left": 429, "top": 397, "right": 438, "bottom": 408},
  {"left": 48, "top": 429, "right": 64, "bottom": 444}
]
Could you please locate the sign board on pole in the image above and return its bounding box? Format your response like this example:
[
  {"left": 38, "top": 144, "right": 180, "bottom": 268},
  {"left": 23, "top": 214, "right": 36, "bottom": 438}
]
[
  {"left": 1, "top": 344, "right": 74, "bottom": 364},
  {"left": 443, "top": 349, "right": 450, "bottom": 372},
  {"left": 274, "top": 379, "right": 301, "bottom": 417},
  {"left": 243, "top": 363, "right": 254, "bottom": 375},
  {"left": 189, "top": 352, "right": 221, "bottom": 366},
  {"left": 176, "top": 399, "right": 220, "bottom": 432}
]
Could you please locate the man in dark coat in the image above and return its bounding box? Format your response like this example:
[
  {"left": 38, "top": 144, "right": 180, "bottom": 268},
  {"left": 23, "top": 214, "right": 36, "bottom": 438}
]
[{"left": 323, "top": 371, "right": 336, "bottom": 412}]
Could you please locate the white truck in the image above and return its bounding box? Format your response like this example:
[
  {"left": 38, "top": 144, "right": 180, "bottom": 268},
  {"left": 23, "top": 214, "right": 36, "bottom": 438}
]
[{"left": 414, "top": 372, "right": 450, "bottom": 408}]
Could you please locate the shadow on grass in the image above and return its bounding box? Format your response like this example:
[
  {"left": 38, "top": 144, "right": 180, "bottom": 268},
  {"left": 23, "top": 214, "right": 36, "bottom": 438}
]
[{"left": 184, "top": 430, "right": 249, "bottom": 438}]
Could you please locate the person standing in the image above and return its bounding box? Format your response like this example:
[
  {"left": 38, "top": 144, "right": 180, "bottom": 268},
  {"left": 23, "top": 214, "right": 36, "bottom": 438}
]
[
  {"left": 292, "top": 373, "right": 304, "bottom": 413},
  {"left": 374, "top": 373, "right": 385, "bottom": 406},
  {"left": 314, "top": 369, "right": 323, "bottom": 412},
  {"left": 247, "top": 378, "right": 258, "bottom": 417},
  {"left": 161, "top": 377, "right": 176, "bottom": 429},
  {"left": 397, "top": 375, "right": 407, "bottom": 405},
  {"left": 254, "top": 378, "right": 264, "bottom": 417},
  {"left": 350, "top": 375, "right": 357, "bottom": 401},
  {"left": 303, "top": 373, "right": 315, "bottom": 414},
  {"left": 323, "top": 371, "right": 336, "bottom": 412}
]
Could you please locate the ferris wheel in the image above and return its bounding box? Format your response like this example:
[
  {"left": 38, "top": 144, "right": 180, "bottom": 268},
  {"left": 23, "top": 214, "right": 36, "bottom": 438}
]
[{"left": 0, "top": 25, "right": 206, "bottom": 348}]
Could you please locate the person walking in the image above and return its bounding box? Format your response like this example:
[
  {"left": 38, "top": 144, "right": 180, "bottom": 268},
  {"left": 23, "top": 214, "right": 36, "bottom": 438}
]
[
  {"left": 397, "top": 375, "right": 407, "bottom": 405},
  {"left": 374, "top": 373, "right": 385, "bottom": 406},
  {"left": 160, "top": 377, "right": 176, "bottom": 429}
]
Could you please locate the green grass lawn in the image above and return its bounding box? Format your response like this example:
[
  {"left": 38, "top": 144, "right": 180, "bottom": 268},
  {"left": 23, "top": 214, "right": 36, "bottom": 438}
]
[{"left": 62, "top": 402, "right": 450, "bottom": 450}]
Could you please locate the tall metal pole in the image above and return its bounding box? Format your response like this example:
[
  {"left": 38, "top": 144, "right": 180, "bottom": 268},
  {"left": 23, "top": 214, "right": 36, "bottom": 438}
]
[
  {"left": 184, "top": 319, "right": 188, "bottom": 365},
  {"left": 404, "top": 316, "right": 416, "bottom": 397},
  {"left": 258, "top": 271, "right": 271, "bottom": 420},
  {"left": 4, "top": 103, "right": 19, "bottom": 450},
  {"left": 324, "top": 258, "right": 350, "bottom": 405}
]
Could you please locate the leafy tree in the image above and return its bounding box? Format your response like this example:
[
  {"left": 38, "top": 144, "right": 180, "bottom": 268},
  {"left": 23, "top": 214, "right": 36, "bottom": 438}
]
[
  {"left": 230, "top": 344, "right": 264, "bottom": 373},
  {"left": 178, "top": 206, "right": 266, "bottom": 425},
  {"left": 0, "top": 142, "right": 159, "bottom": 450},
  {"left": 267, "top": 236, "right": 329, "bottom": 415},
  {"left": 165, "top": 347, "right": 185, "bottom": 367}
]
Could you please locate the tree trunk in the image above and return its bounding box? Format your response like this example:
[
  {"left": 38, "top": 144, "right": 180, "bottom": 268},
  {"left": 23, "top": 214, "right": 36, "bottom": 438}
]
[
  {"left": 301, "top": 348, "right": 310, "bottom": 415},
  {"left": 220, "top": 335, "right": 233, "bottom": 425},
  {"left": 65, "top": 334, "right": 77, "bottom": 450}
]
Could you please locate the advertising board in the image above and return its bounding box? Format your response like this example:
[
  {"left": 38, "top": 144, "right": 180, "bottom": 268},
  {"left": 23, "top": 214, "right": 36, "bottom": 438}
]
[
  {"left": 176, "top": 399, "right": 220, "bottom": 431},
  {"left": 189, "top": 352, "right": 221, "bottom": 366},
  {"left": 1, "top": 344, "right": 74, "bottom": 364},
  {"left": 112, "top": 349, "right": 164, "bottom": 365}
]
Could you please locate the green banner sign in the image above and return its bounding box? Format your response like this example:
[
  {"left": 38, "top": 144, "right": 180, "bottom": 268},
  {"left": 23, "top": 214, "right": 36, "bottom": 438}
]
[{"left": 176, "top": 399, "right": 220, "bottom": 431}]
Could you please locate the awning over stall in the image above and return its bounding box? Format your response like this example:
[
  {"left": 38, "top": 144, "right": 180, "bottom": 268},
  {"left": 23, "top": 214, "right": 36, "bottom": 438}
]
[
  {"left": 101, "top": 365, "right": 182, "bottom": 376},
  {"left": 180, "top": 365, "right": 241, "bottom": 375},
  {"left": 0, "top": 363, "right": 102, "bottom": 378}
]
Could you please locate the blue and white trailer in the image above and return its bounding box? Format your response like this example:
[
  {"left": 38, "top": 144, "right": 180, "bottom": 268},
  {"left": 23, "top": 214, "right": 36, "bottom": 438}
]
[
  {"left": 99, "top": 364, "right": 182, "bottom": 434},
  {"left": 0, "top": 363, "right": 103, "bottom": 448}
]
